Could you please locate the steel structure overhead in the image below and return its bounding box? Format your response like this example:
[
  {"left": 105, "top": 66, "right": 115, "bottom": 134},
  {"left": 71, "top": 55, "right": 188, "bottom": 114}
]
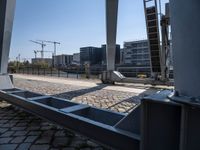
[
  {"left": 143, "top": 0, "right": 161, "bottom": 77},
  {"left": 106, "top": 0, "right": 118, "bottom": 71},
  {"left": 0, "top": 0, "right": 15, "bottom": 89},
  {"left": 0, "top": 0, "right": 16, "bottom": 74}
]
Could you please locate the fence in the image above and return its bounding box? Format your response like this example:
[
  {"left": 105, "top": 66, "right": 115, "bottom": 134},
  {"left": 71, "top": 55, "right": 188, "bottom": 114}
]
[
  {"left": 8, "top": 67, "right": 102, "bottom": 80},
  {"left": 8, "top": 67, "right": 173, "bottom": 79}
]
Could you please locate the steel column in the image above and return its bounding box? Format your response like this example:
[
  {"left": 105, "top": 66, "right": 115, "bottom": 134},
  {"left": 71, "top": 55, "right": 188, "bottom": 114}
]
[
  {"left": 0, "top": 0, "right": 16, "bottom": 74},
  {"left": 106, "top": 0, "right": 118, "bottom": 71},
  {"left": 170, "top": 0, "right": 200, "bottom": 98}
]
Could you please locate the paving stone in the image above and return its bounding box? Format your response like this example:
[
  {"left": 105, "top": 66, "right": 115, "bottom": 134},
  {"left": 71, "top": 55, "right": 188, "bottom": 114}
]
[
  {"left": 27, "top": 126, "right": 40, "bottom": 131},
  {"left": 70, "top": 139, "right": 87, "bottom": 148},
  {"left": 55, "top": 130, "right": 66, "bottom": 137},
  {"left": 16, "top": 143, "right": 31, "bottom": 150},
  {"left": 16, "top": 122, "right": 28, "bottom": 127},
  {"left": 0, "top": 131, "right": 15, "bottom": 137},
  {"left": 53, "top": 137, "right": 69, "bottom": 147},
  {"left": 0, "top": 120, "right": 9, "bottom": 124},
  {"left": 80, "top": 148, "right": 92, "bottom": 150},
  {"left": 11, "top": 136, "right": 26, "bottom": 143},
  {"left": 93, "top": 147, "right": 105, "bottom": 150},
  {"left": 42, "top": 130, "right": 55, "bottom": 136},
  {"left": 24, "top": 136, "right": 38, "bottom": 143},
  {"left": 28, "top": 131, "right": 42, "bottom": 136},
  {"left": 13, "top": 131, "right": 28, "bottom": 136},
  {"left": 0, "top": 137, "right": 13, "bottom": 144},
  {"left": 62, "top": 148, "right": 76, "bottom": 150},
  {"left": 41, "top": 125, "right": 53, "bottom": 130},
  {"left": 1, "top": 123, "right": 16, "bottom": 128},
  {"left": 0, "top": 128, "right": 9, "bottom": 134},
  {"left": 11, "top": 127, "right": 26, "bottom": 131},
  {"left": 117, "top": 108, "right": 126, "bottom": 113},
  {"left": 87, "top": 140, "right": 99, "bottom": 148},
  {"left": 35, "top": 136, "right": 52, "bottom": 144},
  {"left": 0, "top": 144, "right": 18, "bottom": 150},
  {"left": 30, "top": 144, "right": 50, "bottom": 150}
]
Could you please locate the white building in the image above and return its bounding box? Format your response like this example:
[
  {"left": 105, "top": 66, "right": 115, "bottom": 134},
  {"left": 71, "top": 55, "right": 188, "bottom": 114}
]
[
  {"left": 118, "top": 40, "right": 151, "bottom": 77},
  {"left": 123, "top": 40, "right": 150, "bottom": 66},
  {"left": 53, "top": 54, "right": 73, "bottom": 67},
  {"left": 72, "top": 53, "right": 80, "bottom": 65}
]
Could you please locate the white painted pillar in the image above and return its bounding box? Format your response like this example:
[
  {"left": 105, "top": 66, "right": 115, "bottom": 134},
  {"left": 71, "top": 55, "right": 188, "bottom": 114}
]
[
  {"left": 0, "top": 0, "right": 16, "bottom": 74},
  {"left": 106, "top": 0, "right": 118, "bottom": 71},
  {"left": 170, "top": 0, "right": 200, "bottom": 98}
]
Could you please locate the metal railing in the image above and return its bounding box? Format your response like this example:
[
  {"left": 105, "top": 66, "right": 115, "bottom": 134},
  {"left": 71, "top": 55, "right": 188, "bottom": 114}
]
[
  {"left": 8, "top": 67, "right": 101, "bottom": 80},
  {"left": 8, "top": 66, "right": 173, "bottom": 79}
]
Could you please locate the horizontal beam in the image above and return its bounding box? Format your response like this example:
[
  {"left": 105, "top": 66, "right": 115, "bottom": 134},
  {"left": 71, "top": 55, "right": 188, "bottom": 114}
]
[{"left": 0, "top": 88, "right": 140, "bottom": 150}]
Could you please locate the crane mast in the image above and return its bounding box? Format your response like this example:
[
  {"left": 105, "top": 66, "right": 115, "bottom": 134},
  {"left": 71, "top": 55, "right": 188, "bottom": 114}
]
[
  {"left": 38, "top": 40, "right": 60, "bottom": 56},
  {"left": 30, "top": 40, "right": 46, "bottom": 59},
  {"left": 39, "top": 40, "right": 60, "bottom": 68}
]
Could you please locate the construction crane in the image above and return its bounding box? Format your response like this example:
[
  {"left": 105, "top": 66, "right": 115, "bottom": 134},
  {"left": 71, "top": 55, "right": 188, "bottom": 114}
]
[
  {"left": 38, "top": 40, "right": 60, "bottom": 56},
  {"left": 33, "top": 50, "right": 53, "bottom": 59},
  {"left": 30, "top": 40, "right": 46, "bottom": 59},
  {"left": 16, "top": 53, "right": 20, "bottom": 62},
  {"left": 38, "top": 40, "right": 60, "bottom": 68},
  {"left": 34, "top": 50, "right": 37, "bottom": 59}
]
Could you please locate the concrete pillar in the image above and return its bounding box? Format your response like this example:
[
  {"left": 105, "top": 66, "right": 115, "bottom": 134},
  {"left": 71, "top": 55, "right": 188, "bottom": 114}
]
[
  {"left": 106, "top": 0, "right": 118, "bottom": 71},
  {"left": 170, "top": 0, "right": 200, "bottom": 98},
  {"left": 0, "top": 0, "right": 16, "bottom": 74}
]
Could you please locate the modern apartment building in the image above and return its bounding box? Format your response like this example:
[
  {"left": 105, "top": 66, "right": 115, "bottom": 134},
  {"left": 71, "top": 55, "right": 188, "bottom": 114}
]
[{"left": 119, "top": 40, "right": 151, "bottom": 77}]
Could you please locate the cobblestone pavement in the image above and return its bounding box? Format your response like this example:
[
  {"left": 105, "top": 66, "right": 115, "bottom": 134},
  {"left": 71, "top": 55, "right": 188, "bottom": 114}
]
[
  {"left": 13, "top": 77, "right": 158, "bottom": 113},
  {"left": 0, "top": 101, "right": 107, "bottom": 150},
  {"left": 0, "top": 76, "right": 161, "bottom": 150}
]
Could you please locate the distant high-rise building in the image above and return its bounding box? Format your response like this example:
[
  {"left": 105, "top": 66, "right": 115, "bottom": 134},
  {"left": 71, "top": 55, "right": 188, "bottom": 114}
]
[
  {"left": 53, "top": 54, "right": 73, "bottom": 67},
  {"left": 80, "top": 47, "right": 102, "bottom": 65}
]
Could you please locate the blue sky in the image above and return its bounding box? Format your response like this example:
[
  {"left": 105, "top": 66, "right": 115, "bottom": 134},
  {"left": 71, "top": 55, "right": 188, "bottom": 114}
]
[{"left": 10, "top": 0, "right": 168, "bottom": 61}]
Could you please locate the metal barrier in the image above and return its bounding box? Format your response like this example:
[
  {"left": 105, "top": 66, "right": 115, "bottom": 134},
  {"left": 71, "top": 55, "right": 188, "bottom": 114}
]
[{"left": 0, "top": 88, "right": 140, "bottom": 150}]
